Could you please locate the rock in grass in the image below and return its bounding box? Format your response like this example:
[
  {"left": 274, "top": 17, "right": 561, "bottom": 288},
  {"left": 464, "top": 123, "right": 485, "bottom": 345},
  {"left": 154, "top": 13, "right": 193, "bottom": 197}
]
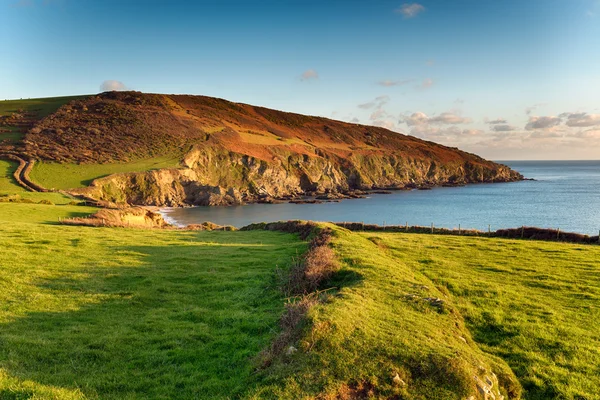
[
  {"left": 285, "top": 346, "right": 297, "bottom": 356},
  {"left": 392, "top": 373, "right": 406, "bottom": 387}
]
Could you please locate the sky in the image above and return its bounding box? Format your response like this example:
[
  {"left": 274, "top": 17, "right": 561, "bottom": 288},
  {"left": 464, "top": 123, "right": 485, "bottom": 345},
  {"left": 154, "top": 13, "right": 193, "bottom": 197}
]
[{"left": 2, "top": 0, "right": 600, "bottom": 160}]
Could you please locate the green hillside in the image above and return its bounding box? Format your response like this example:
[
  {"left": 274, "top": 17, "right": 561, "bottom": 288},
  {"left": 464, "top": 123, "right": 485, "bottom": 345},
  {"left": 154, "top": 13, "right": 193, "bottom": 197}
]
[{"left": 0, "top": 189, "right": 598, "bottom": 399}]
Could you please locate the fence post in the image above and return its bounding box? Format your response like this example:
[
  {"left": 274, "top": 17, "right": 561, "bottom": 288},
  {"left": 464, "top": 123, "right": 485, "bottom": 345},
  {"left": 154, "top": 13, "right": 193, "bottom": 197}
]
[
  {"left": 488, "top": 224, "right": 491, "bottom": 236},
  {"left": 557, "top": 228, "right": 560, "bottom": 240},
  {"left": 431, "top": 223, "right": 434, "bottom": 234},
  {"left": 406, "top": 221, "right": 408, "bottom": 231},
  {"left": 521, "top": 226, "right": 524, "bottom": 238},
  {"left": 458, "top": 224, "right": 461, "bottom": 235}
]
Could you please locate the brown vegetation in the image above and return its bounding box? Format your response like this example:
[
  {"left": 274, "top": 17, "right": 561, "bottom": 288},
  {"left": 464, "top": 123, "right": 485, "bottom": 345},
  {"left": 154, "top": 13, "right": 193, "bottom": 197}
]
[{"left": 243, "top": 222, "right": 340, "bottom": 368}]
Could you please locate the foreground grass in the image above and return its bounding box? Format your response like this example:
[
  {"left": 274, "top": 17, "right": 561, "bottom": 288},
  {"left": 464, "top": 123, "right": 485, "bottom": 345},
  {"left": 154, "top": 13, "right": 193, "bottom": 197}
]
[
  {"left": 1, "top": 195, "right": 599, "bottom": 399},
  {"left": 30, "top": 155, "right": 183, "bottom": 190},
  {"left": 0, "top": 204, "right": 305, "bottom": 399},
  {"left": 251, "top": 229, "right": 600, "bottom": 399},
  {"left": 371, "top": 232, "right": 600, "bottom": 399}
]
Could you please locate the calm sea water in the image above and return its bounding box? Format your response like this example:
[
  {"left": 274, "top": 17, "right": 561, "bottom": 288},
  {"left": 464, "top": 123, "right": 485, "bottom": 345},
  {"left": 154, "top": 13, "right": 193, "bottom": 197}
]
[{"left": 162, "top": 161, "right": 600, "bottom": 235}]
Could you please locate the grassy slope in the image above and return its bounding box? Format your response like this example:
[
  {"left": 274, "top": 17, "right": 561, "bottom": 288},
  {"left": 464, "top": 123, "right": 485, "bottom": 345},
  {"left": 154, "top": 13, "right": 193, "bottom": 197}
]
[
  {"left": 0, "top": 96, "right": 87, "bottom": 143},
  {"left": 0, "top": 203, "right": 305, "bottom": 399},
  {"left": 251, "top": 229, "right": 600, "bottom": 399},
  {"left": 30, "top": 155, "right": 182, "bottom": 190},
  {"left": 0, "top": 159, "right": 84, "bottom": 205},
  {"left": 0, "top": 96, "right": 87, "bottom": 118},
  {"left": 372, "top": 232, "right": 600, "bottom": 399}
]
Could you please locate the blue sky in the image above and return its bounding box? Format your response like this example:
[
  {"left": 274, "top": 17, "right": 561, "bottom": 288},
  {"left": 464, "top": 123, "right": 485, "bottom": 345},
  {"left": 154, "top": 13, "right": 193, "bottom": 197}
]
[{"left": 2, "top": 0, "right": 600, "bottom": 159}]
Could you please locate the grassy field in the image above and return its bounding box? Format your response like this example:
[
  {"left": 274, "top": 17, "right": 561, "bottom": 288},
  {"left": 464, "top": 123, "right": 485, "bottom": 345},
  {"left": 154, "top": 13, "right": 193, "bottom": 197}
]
[
  {"left": 372, "top": 232, "right": 600, "bottom": 399},
  {"left": 250, "top": 229, "right": 600, "bottom": 399},
  {"left": 0, "top": 96, "right": 88, "bottom": 118},
  {"left": 0, "top": 159, "right": 83, "bottom": 205},
  {"left": 1, "top": 184, "right": 599, "bottom": 399},
  {"left": 29, "top": 156, "right": 183, "bottom": 190},
  {"left": 0, "top": 96, "right": 88, "bottom": 143},
  {"left": 0, "top": 202, "right": 305, "bottom": 399}
]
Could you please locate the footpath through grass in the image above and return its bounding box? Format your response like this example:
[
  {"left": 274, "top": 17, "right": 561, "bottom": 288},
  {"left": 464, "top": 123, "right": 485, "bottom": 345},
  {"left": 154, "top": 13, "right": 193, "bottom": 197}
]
[
  {"left": 30, "top": 155, "right": 183, "bottom": 190},
  {"left": 0, "top": 202, "right": 305, "bottom": 399}
]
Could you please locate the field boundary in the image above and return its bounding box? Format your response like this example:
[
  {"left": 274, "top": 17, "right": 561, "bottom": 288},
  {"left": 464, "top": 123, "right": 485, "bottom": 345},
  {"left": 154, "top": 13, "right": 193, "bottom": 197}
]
[{"left": 334, "top": 221, "right": 600, "bottom": 245}]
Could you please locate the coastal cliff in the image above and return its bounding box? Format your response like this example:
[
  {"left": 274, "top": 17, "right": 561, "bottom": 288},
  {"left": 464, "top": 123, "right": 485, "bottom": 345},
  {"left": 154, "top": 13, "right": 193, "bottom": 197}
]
[{"left": 22, "top": 91, "right": 521, "bottom": 206}]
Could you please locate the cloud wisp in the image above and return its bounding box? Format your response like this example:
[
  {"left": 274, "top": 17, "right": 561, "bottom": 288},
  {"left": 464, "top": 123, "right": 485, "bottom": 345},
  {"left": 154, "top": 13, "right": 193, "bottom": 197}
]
[
  {"left": 561, "top": 112, "right": 600, "bottom": 127},
  {"left": 378, "top": 79, "right": 413, "bottom": 87},
  {"left": 525, "top": 116, "right": 562, "bottom": 130},
  {"left": 491, "top": 124, "right": 517, "bottom": 132},
  {"left": 395, "top": 3, "right": 425, "bottom": 18},
  {"left": 403, "top": 111, "right": 472, "bottom": 126},
  {"left": 300, "top": 69, "right": 319, "bottom": 81},
  {"left": 100, "top": 80, "right": 126, "bottom": 91},
  {"left": 420, "top": 78, "right": 434, "bottom": 89}
]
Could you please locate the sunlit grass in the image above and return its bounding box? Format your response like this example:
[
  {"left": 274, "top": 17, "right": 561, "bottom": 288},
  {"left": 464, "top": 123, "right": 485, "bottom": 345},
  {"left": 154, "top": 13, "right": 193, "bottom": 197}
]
[
  {"left": 0, "top": 204, "right": 304, "bottom": 399},
  {"left": 30, "top": 156, "right": 183, "bottom": 190}
]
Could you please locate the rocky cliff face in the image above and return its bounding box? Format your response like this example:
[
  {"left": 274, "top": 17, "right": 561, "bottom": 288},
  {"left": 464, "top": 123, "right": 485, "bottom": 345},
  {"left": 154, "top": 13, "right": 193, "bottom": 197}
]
[{"left": 72, "top": 144, "right": 521, "bottom": 207}]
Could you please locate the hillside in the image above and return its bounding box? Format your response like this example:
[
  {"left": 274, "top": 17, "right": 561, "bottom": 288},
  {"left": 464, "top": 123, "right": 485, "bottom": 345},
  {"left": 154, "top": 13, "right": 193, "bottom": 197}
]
[{"left": 2, "top": 92, "right": 521, "bottom": 206}]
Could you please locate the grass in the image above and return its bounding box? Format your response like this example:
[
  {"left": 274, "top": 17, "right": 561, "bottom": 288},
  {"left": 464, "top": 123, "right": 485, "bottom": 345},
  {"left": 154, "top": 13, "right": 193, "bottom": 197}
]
[
  {"left": 250, "top": 228, "right": 600, "bottom": 399},
  {"left": 29, "top": 155, "right": 183, "bottom": 190},
  {"left": 370, "top": 232, "right": 600, "bottom": 399},
  {"left": 0, "top": 96, "right": 88, "bottom": 118},
  {"left": 0, "top": 160, "right": 81, "bottom": 205},
  {"left": 0, "top": 96, "right": 87, "bottom": 143},
  {"left": 1, "top": 193, "right": 599, "bottom": 399},
  {"left": 0, "top": 202, "right": 305, "bottom": 399}
]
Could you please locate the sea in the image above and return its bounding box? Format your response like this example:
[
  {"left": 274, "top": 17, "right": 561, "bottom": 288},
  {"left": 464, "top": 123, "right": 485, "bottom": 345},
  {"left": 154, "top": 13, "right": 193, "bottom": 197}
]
[{"left": 161, "top": 160, "right": 600, "bottom": 235}]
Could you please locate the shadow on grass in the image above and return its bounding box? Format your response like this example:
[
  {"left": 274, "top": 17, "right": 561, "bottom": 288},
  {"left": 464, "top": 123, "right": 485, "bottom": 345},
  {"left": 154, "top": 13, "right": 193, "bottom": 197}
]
[{"left": 0, "top": 235, "right": 302, "bottom": 399}]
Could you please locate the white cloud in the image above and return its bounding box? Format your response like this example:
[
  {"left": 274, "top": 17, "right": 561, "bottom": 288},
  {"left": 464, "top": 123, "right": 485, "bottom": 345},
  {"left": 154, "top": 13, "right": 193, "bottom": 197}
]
[
  {"left": 574, "top": 128, "right": 600, "bottom": 139},
  {"left": 357, "top": 95, "right": 389, "bottom": 110},
  {"left": 372, "top": 120, "right": 397, "bottom": 130},
  {"left": 491, "top": 124, "right": 517, "bottom": 132},
  {"left": 409, "top": 125, "right": 482, "bottom": 141},
  {"left": 300, "top": 69, "right": 319, "bottom": 81},
  {"left": 403, "top": 111, "right": 471, "bottom": 126},
  {"left": 487, "top": 118, "right": 507, "bottom": 124},
  {"left": 370, "top": 109, "right": 387, "bottom": 121},
  {"left": 525, "top": 103, "right": 546, "bottom": 115},
  {"left": 100, "top": 80, "right": 126, "bottom": 91},
  {"left": 378, "top": 79, "right": 413, "bottom": 87},
  {"left": 563, "top": 113, "right": 600, "bottom": 127},
  {"left": 525, "top": 116, "right": 562, "bottom": 130},
  {"left": 420, "top": 78, "right": 434, "bottom": 89},
  {"left": 395, "top": 3, "right": 425, "bottom": 18}
]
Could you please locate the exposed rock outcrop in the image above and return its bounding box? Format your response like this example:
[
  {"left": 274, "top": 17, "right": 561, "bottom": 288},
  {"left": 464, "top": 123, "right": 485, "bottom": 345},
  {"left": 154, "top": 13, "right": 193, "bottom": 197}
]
[{"left": 71, "top": 145, "right": 521, "bottom": 207}]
